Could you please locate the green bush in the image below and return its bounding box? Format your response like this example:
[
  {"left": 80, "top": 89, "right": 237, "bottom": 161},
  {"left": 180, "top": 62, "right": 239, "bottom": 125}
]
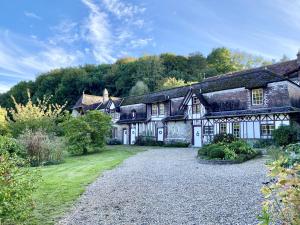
[
  {"left": 0, "top": 107, "right": 10, "bottom": 136},
  {"left": 213, "top": 133, "right": 236, "bottom": 144},
  {"left": 0, "top": 153, "right": 38, "bottom": 225},
  {"left": 18, "top": 129, "right": 65, "bottom": 166},
  {"left": 272, "top": 125, "right": 298, "bottom": 146},
  {"left": 0, "top": 135, "right": 24, "bottom": 156},
  {"left": 62, "top": 111, "right": 111, "bottom": 155},
  {"left": 208, "top": 145, "right": 225, "bottom": 159},
  {"left": 164, "top": 141, "right": 190, "bottom": 147},
  {"left": 253, "top": 139, "right": 275, "bottom": 148},
  {"left": 106, "top": 138, "right": 122, "bottom": 145},
  {"left": 198, "top": 140, "right": 258, "bottom": 162}
]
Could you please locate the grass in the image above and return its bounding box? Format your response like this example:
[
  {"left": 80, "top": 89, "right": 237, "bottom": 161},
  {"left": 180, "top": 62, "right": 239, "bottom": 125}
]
[{"left": 29, "top": 145, "right": 146, "bottom": 225}]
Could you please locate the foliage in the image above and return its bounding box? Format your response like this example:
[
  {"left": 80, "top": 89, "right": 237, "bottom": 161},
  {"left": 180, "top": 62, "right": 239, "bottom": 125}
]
[
  {"left": 253, "top": 139, "right": 275, "bottom": 148},
  {"left": 129, "top": 81, "right": 149, "bottom": 96},
  {"left": 198, "top": 140, "right": 259, "bottom": 162},
  {"left": 134, "top": 135, "right": 164, "bottom": 146},
  {"left": 0, "top": 107, "right": 9, "bottom": 136},
  {"left": 0, "top": 153, "right": 38, "bottom": 225},
  {"left": 272, "top": 125, "right": 298, "bottom": 146},
  {"left": 159, "top": 77, "right": 186, "bottom": 90},
  {"left": 62, "top": 111, "right": 111, "bottom": 155},
  {"left": 30, "top": 146, "right": 143, "bottom": 225},
  {"left": 106, "top": 138, "right": 122, "bottom": 145},
  {"left": 9, "top": 90, "right": 67, "bottom": 137},
  {"left": 0, "top": 49, "right": 270, "bottom": 110},
  {"left": 212, "top": 133, "right": 236, "bottom": 144},
  {"left": 163, "top": 141, "right": 190, "bottom": 147},
  {"left": 266, "top": 145, "right": 285, "bottom": 162},
  {"left": 18, "top": 129, "right": 65, "bottom": 166},
  {"left": 259, "top": 159, "right": 300, "bottom": 225},
  {"left": 0, "top": 135, "right": 24, "bottom": 157}
]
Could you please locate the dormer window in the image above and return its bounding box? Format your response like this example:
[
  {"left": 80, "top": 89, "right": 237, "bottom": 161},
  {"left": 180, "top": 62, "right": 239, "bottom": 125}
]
[
  {"left": 252, "top": 88, "right": 263, "bottom": 105},
  {"left": 151, "top": 104, "right": 158, "bottom": 115},
  {"left": 159, "top": 103, "right": 165, "bottom": 115},
  {"left": 192, "top": 97, "right": 201, "bottom": 114},
  {"left": 131, "top": 110, "right": 136, "bottom": 119}
]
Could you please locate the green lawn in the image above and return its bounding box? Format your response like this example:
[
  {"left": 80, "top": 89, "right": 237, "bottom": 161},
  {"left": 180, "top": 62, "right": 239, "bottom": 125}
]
[{"left": 29, "top": 145, "right": 146, "bottom": 225}]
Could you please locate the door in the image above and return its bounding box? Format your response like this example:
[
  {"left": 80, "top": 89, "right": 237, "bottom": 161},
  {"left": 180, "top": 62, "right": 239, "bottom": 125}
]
[
  {"left": 157, "top": 128, "right": 164, "bottom": 141},
  {"left": 130, "top": 128, "right": 136, "bottom": 145},
  {"left": 123, "top": 129, "right": 128, "bottom": 145},
  {"left": 193, "top": 126, "right": 202, "bottom": 147}
]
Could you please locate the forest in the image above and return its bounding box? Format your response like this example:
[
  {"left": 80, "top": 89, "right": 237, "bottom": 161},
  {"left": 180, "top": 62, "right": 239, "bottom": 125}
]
[{"left": 0, "top": 47, "right": 273, "bottom": 110}]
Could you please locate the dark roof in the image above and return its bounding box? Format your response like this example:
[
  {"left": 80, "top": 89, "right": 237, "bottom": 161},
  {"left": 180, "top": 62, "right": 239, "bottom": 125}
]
[
  {"left": 121, "top": 86, "right": 190, "bottom": 106},
  {"left": 162, "top": 114, "right": 186, "bottom": 122},
  {"left": 205, "top": 106, "right": 300, "bottom": 118},
  {"left": 121, "top": 59, "right": 299, "bottom": 106},
  {"left": 192, "top": 69, "right": 286, "bottom": 93}
]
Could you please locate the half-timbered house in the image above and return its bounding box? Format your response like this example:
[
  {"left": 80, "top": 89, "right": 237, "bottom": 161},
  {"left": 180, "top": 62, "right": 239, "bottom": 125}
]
[{"left": 72, "top": 53, "right": 300, "bottom": 147}]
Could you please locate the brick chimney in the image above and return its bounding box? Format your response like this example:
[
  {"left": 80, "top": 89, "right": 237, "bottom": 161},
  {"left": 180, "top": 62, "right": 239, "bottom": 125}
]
[{"left": 103, "top": 88, "right": 109, "bottom": 102}]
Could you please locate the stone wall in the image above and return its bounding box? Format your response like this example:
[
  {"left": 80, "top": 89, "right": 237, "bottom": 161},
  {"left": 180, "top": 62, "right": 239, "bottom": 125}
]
[{"left": 166, "top": 121, "right": 192, "bottom": 143}]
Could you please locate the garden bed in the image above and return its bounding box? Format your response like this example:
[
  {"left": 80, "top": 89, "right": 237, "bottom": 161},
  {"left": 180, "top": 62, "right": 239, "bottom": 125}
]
[{"left": 197, "top": 134, "right": 261, "bottom": 164}]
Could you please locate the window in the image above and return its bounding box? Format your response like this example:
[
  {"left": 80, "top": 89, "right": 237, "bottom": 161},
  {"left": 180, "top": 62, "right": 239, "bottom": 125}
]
[
  {"left": 252, "top": 88, "right": 263, "bottom": 105},
  {"left": 112, "top": 127, "right": 118, "bottom": 138},
  {"left": 260, "top": 124, "right": 275, "bottom": 136},
  {"left": 192, "top": 97, "right": 201, "bottom": 114},
  {"left": 232, "top": 123, "right": 240, "bottom": 138},
  {"left": 219, "top": 123, "right": 227, "bottom": 134},
  {"left": 152, "top": 104, "right": 158, "bottom": 115},
  {"left": 159, "top": 103, "right": 165, "bottom": 115},
  {"left": 131, "top": 110, "right": 136, "bottom": 119},
  {"left": 203, "top": 126, "right": 214, "bottom": 135}
]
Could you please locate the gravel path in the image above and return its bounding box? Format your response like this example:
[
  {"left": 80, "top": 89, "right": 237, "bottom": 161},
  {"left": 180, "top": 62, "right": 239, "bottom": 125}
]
[{"left": 58, "top": 148, "right": 267, "bottom": 225}]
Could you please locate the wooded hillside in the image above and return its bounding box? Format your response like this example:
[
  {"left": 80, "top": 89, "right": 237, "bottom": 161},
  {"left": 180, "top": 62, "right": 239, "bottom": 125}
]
[{"left": 0, "top": 48, "right": 271, "bottom": 110}]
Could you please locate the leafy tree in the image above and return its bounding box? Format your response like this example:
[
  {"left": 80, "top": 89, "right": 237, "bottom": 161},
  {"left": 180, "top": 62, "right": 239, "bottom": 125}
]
[
  {"left": 9, "top": 90, "right": 67, "bottom": 137},
  {"left": 62, "top": 111, "right": 111, "bottom": 155},
  {"left": 272, "top": 125, "right": 298, "bottom": 146},
  {"left": 207, "top": 47, "right": 237, "bottom": 74},
  {"left": 160, "top": 77, "right": 186, "bottom": 90},
  {"left": 129, "top": 81, "right": 149, "bottom": 96},
  {"left": 231, "top": 50, "right": 271, "bottom": 70}
]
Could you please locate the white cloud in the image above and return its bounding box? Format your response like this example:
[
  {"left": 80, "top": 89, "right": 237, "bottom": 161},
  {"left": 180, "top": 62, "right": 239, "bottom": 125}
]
[
  {"left": 24, "top": 11, "right": 42, "bottom": 20},
  {"left": 81, "top": 0, "right": 115, "bottom": 63},
  {"left": 130, "top": 38, "right": 153, "bottom": 48},
  {"left": 49, "top": 20, "right": 80, "bottom": 45},
  {"left": 102, "top": 0, "right": 145, "bottom": 19}
]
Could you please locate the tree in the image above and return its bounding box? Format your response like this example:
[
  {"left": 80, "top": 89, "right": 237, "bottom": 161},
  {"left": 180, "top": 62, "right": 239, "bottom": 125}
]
[
  {"left": 129, "top": 81, "right": 149, "bottom": 96},
  {"left": 9, "top": 90, "right": 67, "bottom": 137},
  {"left": 207, "top": 47, "right": 237, "bottom": 74},
  {"left": 231, "top": 50, "right": 272, "bottom": 70},
  {"left": 62, "top": 111, "right": 111, "bottom": 155},
  {"left": 159, "top": 77, "right": 186, "bottom": 90}
]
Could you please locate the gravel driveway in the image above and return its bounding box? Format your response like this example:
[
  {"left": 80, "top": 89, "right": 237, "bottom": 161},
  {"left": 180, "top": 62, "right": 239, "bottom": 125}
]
[{"left": 59, "top": 148, "right": 267, "bottom": 225}]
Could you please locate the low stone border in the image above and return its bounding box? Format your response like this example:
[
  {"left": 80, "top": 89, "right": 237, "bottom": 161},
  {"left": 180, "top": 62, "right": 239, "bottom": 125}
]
[{"left": 197, "top": 157, "right": 240, "bottom": 165}]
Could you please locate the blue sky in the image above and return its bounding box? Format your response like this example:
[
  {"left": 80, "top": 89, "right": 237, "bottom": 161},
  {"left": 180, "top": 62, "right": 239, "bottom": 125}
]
[{"left": 1, "top": 0, "right": 300, "bottom": 93}]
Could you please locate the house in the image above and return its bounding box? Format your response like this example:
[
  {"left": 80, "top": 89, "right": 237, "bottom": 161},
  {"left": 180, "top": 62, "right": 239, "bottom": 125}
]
[{"left": 72, "top": 52, "right": 300, "bottom": 147}]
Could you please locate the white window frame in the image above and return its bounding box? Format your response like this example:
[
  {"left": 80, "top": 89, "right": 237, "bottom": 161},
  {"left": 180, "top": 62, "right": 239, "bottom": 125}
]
[
  {"left": 232, "top": 122, "right": 240, "bottom": 138},
  {"left": 203, "top": 126, "right": 214, "bottom": 135},
  {"left": 151, "top": 104, "right": 158, "bottom": 116},
  {"left": 219, "top": 123, "right": 227, "bottom": 134},
  {"left": 252, "top": 88, "right": 264, "bottom": 105},
  {"left": 159, "top": 103, "right": 165, "bottom": 115},
  {"left": 260, "top": 124, "right": 275, "bottom": 137}
]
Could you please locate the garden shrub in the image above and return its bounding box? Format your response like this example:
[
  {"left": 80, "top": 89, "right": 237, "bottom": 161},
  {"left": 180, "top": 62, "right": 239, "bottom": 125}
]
[
  {"left": 62, "top": 111, "right": 111, "bottom": 155},
  {"left": 106, "top": 138, "right": 122, "bottom": 145},
  {"left": 9, "top": 90, "right": 67, "bottom": 137},
  {"left": 163, "top": 141, "right": 190, "bottom": 147},
  {"left": 0, "top": 153, "right": 38, "bottom": 225},
  {"left": 135, "top": 136, "right": 163, "bottom": 146},
  {"left": 18, "top": 129, "right": 65, "bottom": 166},
  {"left": 198, "top": 140, "right": 259, "bottom": 162},
  {"left": 0, "top": 135, "right": 24, "bottom": 156},
  {"left": 272, "top": 125, "right": 298, "bottom": 147},
  {"left": 0, "top": 107, "right": 10, "bottom": 136},
  {"left": 212, "top": 133, "right": 236, "bottom": 144},
  {"left": 259, "top": 158, "right": 300, "bottom": 225},
  {"left": 253, "top": 139, "right": 275, "bottom": 148}
]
